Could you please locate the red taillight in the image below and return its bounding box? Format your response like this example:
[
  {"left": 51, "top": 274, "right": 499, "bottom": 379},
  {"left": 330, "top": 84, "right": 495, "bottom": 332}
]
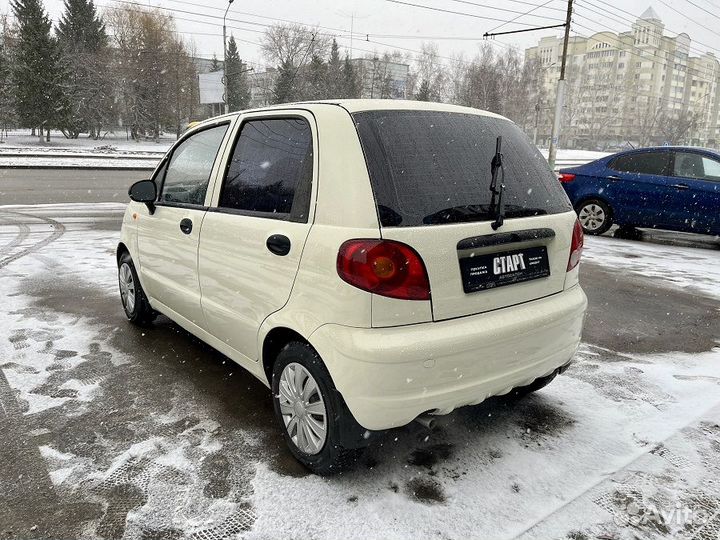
[
  {"left": 559, "top": 173, "right": 576, "bottom": 183},
  {"left": 337, "top": 239, "right": 431, "bottom": 300},
  {"left": 567, "top": 219, "right": 584, "bottom": 271}
]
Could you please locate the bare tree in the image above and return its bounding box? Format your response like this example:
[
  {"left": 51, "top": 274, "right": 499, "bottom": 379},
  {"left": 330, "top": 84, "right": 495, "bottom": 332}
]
[{"left": 261, "top": 24, "right": 329, "bottom": 67}]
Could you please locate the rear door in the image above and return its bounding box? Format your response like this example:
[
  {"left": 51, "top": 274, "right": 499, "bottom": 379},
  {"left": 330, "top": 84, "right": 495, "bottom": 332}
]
[
  {"left": 137, "top": 122, "right": 231, "bottom": 323},
  {"left": 199, "top": 112, "right": 316, "bottom": 362},
  {"left": 603, "top": 150, "right": 674, "bottom": 228},
  {"left": 353, "top": 109, "right": 575, "bottom": 322},
  {"left": 669, "top": 150, "right": 720, "bottom": 234}
]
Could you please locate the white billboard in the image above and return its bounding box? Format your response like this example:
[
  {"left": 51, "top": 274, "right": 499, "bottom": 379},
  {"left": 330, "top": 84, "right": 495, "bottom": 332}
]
[{"left": 199, "top": 70, "right": 225, "bottom": 104}]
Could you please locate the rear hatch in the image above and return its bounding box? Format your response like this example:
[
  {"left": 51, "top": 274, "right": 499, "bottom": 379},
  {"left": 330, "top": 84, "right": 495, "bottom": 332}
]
[{"left": 353, "top": 109, "right": 575, "bottom": 322}]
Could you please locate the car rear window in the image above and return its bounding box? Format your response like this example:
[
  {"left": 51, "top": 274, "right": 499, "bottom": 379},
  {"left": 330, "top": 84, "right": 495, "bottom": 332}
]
[{"left": 353, "top": 110, "right": 571, "bottom": 227}]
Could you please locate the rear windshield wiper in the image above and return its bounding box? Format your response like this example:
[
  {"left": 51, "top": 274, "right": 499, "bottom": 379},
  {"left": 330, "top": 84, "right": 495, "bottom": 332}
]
[
  {"left": 422, "top": 204, "right": 494, "bottom": 225},
  {"left": 489, "top": 136, "right": 505, "bottom": 230}
]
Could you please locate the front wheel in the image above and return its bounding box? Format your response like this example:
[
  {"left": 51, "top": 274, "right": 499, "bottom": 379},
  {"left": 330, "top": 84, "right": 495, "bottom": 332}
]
[
  {"left": 576, "top": 199, "right": 613, "bottom": 235},
  {"left": 118, "top": 252, "right": 156, "bottom": 325},
  {"left": 272, "top": 341, "right": 363, "bottom": 475}
]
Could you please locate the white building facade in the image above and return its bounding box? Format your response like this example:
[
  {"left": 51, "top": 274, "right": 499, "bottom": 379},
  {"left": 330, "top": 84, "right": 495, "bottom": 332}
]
[{"left": 525, "top": 7, "right": 720, "bottom": 149}]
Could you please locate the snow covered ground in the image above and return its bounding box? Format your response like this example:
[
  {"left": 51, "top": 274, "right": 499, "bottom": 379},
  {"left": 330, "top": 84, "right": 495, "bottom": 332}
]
[
  {"left": 0, "top": 204, "right": 718, "bottom": 539},
  {"left": 0, "top": 129, "right": 174, "bottom": 152},
  {"left": 0, "top": 131, "right": 169, "bottom": 169}
]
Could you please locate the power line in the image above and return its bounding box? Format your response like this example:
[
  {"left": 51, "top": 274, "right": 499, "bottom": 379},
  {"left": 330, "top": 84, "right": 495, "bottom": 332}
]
[
  {"left": 576, "top": 0, "right": 720, "bottom": 57},
  {"left": 681, "top": 0, "right": 720, "bottom": 22},
  {"left": 487, "top": 0, "right": 562, "bottom": 34},
  {"left": 655, "top": 0, "right": 720, "bottom": 39},
  {"left": 446, "top": 0, "right": 567, "bottom": 12},
  {"left": 384, "top": 0, "right": 563, "bottom": 26},
  {"left": 580, "top": 0, "right": 720, "bottom": 54}
]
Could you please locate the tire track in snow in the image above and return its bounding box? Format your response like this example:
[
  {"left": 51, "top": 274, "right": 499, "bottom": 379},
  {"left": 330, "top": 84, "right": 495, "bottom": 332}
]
[
  {"left": 0, "top": 214, "right": 30, "bottom": 253},
  {"left": 0, "top": 211, "right": 65, "bottom": 269}
]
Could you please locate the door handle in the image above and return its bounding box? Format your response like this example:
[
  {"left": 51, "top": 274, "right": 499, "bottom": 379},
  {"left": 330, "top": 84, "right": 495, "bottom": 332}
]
[
  {"left": 607, "top": 175, "right": 620, "bottom": 180},
  {"left": 179, "top": 218, "right": 193, "bottom": 234},
  {"left": 671, "top": 183, "right": 689, "bottom": 190},
  {"left": 266, "top": 234, "right": 291, "bottom": 256}
]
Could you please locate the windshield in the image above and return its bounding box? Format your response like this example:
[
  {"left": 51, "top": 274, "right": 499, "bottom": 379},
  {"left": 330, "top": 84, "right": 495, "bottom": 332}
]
[{"left": 353, "top": 110, "right": 571, "bottom": 227}]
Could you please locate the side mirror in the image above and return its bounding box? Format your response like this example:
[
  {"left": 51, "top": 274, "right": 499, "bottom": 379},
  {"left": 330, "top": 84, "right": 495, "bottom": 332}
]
[{"left": 128, "top": 179, "right": 157, "bottom": 214}]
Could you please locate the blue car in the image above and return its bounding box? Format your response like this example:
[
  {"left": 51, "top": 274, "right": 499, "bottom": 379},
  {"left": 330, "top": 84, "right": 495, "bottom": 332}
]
[{"left": 559, "top": 147, "right": 720, "bottom": 236}]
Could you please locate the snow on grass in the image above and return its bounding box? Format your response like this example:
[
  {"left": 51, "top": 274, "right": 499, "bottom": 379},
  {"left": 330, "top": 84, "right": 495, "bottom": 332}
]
[
  {"left": 584, "top": 235, "right": 720, "bottom": 300},
  {"left": 0, "top": 130, "right": 173, "bottom": 153},
  {"left": 0, "top": 156, "right": 158, "bottom": 169}
]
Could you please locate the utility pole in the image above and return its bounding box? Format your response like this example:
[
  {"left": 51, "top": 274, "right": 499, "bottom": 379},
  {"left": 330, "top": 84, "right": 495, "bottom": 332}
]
[
  {"left": 223, "top": 0, "right": 235, "bottom": 115},
  {"left": 547, "top": 0, "right": 573, "bottom": 170}
]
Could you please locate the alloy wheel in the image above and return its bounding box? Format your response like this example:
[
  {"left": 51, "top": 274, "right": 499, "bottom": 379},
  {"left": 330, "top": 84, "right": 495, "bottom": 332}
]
[{"left": 118, "top": 262, "right": 136, "bottom": 314}]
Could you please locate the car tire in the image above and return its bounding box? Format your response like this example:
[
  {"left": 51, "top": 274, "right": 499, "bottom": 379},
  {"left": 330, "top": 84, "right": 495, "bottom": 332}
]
[
  {"left": 576, "top": 198, "right": 613, "bottom": 235},
  {"left": 272, "top": 341, "right": 363, "bottom": 475},
  {"left": 614, "top": 226, "right": 643, "bottom": 241},
  {"left": 118, "top": 252, "right": 156, "bottom": 325}
]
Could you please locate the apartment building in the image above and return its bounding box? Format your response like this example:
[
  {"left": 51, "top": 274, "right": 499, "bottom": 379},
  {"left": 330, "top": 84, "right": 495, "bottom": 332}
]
[{"left": 525, "top": 7, "right": 720, "bottom": 149}]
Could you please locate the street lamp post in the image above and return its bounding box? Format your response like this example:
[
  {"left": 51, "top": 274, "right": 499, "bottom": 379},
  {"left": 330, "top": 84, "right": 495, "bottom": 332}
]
[{"left": 223, "top": 0, "right": 235, "bottom": 115}]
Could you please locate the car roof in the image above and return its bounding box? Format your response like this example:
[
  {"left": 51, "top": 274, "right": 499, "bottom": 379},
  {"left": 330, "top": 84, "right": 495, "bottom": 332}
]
[
  {"left": 615, "top": 146, "right": 720, "bottom": 156},
  {"left": 190, "top": 100, "right": 507, "bottom": 131}
]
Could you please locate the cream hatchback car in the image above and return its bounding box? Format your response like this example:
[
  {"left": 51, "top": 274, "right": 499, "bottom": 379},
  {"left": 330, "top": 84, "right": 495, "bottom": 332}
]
[{"left": 118, "top": 100, "right": 587, "bottom": 474}]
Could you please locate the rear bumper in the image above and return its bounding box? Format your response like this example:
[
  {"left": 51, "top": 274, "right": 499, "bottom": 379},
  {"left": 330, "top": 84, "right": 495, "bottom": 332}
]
[{"left": 309, "top": 285, "right": 587, "bottom": 431}]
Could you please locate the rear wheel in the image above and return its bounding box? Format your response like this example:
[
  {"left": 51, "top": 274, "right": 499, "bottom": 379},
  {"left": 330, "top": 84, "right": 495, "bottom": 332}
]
[
  {"left": 118, "top": 252, "right": 156, "bottom": 325},
  {"left": 272, "top": 341, "right": 363, "bottom": 475},
  {"left": 577, "top": 199, "right": 613, "bottom": 235}
]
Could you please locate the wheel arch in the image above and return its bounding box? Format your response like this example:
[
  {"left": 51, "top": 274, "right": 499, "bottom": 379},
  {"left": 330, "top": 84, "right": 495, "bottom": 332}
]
[
  {"left": 116, "top": 242, "right": 129, "bottom": 265},
  {"left": 261, "top": 326, "right": 310, "bottom": 386}
]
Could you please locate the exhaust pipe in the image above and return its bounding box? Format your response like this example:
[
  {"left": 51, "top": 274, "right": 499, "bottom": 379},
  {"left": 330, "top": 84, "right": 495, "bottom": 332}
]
[{"left": 414, "top": 414, "right": 437, "bottom": 430}]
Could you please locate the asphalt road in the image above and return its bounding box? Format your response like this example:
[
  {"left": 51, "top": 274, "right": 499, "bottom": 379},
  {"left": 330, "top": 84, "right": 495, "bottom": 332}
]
[
  {"left": 0, "top": 168, "right": 149, "bottom": 205},
  {"left": 0, "top": 179, "right": 719, "bottom": 539}
]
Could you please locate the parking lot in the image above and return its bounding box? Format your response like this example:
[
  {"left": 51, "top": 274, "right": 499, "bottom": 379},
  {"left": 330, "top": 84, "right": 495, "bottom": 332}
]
[{"left": 1, "top": 173, "right": 719, "bottom": 539}]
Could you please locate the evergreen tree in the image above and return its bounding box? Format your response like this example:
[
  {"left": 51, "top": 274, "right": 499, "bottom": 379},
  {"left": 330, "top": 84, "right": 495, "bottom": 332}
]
[
  {"left": 341, "top": 54, "right": 361, "bottom": 98},
  {"left": 272, "top": 58, "right": 296, "bottom": 104},
  {"left": 10, "top": 0, "right": 67, "bottom": 141},
  {"left": 56, "top": 0, "right": 111, "bottom": 138},
  {"left": 225, "top": 36, "right": 250, "bottom": 111},
  {"left": 326, "top": 39, "right": 342, "bottom": 97},
  {"left": 210, "top": 53, "right": 220, "bottom": 72},
  {"left": 0, "top": 17, "right": 18, "bottom": 140},
  {"left": 415, "top": 79, "right": 431, "bottom": 101},
  {"left": 56, "top": 0, "right": 107, "bottom": 48},
  {"left": 305, "top": 53, "right": 327, "bottom": 100}
]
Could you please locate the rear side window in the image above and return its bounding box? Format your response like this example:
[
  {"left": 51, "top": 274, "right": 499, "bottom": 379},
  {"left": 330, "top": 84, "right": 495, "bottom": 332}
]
[
  {"left": 673, "top": 152, "right": 720, "bottom": 181},
  {"left": 160, "top": 124, "right": 229, "bottom": 205},
  {"left": 609, "top": 152, "right": 670, "bottom": 176},
  {"left": 219, "top": 118, "right": 313, "bottom": 222},
  {"left": 353, "top": 110, "right": 571, "bottom": 227}
]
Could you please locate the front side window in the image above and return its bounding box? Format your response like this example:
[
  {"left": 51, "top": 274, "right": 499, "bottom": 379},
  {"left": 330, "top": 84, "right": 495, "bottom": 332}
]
[
  {"left": 219, "top": 118, "right": 313, "bottom": 221},
  {"left": 609, "top": 152, "right": 670, "bottom": 176},
  {"left": 160, "top": 123, "right": 229, "bottom": 206},
  {"left": 673, "top": 152, "right": 720, "bottom": 181}
]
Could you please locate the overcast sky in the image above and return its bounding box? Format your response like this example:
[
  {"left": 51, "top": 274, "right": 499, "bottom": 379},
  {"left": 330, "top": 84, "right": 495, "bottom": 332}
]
[{"left": 33, "top": 0, "right": 720, "bottom": 69}]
